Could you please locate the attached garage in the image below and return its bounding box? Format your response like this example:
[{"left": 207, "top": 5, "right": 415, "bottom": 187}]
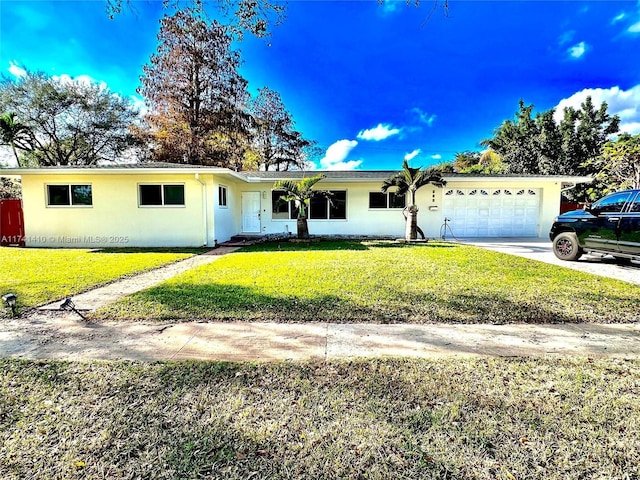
[
  {"left": 0, "top": 165, "right": 592, "bottom": 246},
  {"left": 442, "top": 187, "right": 541, "bottom": 237}
]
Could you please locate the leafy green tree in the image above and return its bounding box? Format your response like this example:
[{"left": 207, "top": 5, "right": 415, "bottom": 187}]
[
  {"left": 482, "top": 97, "right": 620, "bottom": 200},
  {"left": 587, "top": 133, "right": 640, "bottom": 195},
  {"left": 139, "top": 10, "right": 252, "bottom": 166},
  {"left": 0, "top": 72, "right": 140, "bottom": 166},
  {"left": 0, "top": 177, "right": 21, "bottom": 199},
  {"left": 381, "top": 160, "right": 446, "bottom": 241},
  {"left": 207, "top": 77, "right": 256, "bottom": 171},
  {"left": 452, "top": 150, "right": 507, "bottom": 174},
  {"left": 273, "top": 174, "right": 331, "bottom": 239},
  {"left": 250, "top": 87, "right": 311, "bottom": 171},
  {"left": 0, "top": 113, "right": 32, "bottom": 167},
  {"left": 452, "top": 151, "right": 480, "bottom": 172},
  {"left": 481, "top": 101, "right": 542, "bottom": 174}
]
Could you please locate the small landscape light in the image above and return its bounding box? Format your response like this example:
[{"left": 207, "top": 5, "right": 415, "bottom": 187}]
[
  {"left": 60, "top": 297, "right": 86, "bottom": 320},
  {"left": 2, "top": 293, "right": 17, "bottom": 316}
]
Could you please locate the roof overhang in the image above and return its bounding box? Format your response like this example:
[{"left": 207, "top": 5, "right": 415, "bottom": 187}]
[
  {"left": 442, "top": 175, "right": 593, "bottom": 185},
  {"left": 0, "top": 166, "right": 593, "bottom": 186},
  {"left": 0, "top": 166, "right": 247, "bottom": 181}
]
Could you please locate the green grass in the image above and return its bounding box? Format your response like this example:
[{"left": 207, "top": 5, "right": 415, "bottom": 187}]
[
  {"left": 98, "top": 240, "right": 640, "bottom": 323},
  {"left": 0, "top": 247, "right": 202, "bottom": 314},
  {"left": 1, "top": 357, "right": 639, "bottom": 479}
]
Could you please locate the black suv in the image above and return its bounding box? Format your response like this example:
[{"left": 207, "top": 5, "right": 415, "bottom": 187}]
[{"left": 550, "top": 189, "right": 640, "bottom": 262}]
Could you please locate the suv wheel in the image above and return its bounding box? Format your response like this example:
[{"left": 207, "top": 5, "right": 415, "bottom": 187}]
[{"left": 553, "top": 232, "right": 583, "bottom": 261}]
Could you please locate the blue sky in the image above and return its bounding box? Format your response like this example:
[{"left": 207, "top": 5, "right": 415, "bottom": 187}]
[{"left": 1, "top": 0, "right": 640, "bottom": 170}]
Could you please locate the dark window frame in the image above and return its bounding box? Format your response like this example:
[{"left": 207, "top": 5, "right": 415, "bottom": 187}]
[
  {"left": 272, "top": 189, "right": 346, "bottom": 220},
  {"left": 369, "top": 191, "right": 405, "bottom": 209},
  {"left": 46, "top": 184, "right": 93, "bottom": 207},
  {"left": 138, "top": 183, "right": 185, "bottom": 207},
  {"left": 218, "top": 185, "right": 228, "bottom": 207}
]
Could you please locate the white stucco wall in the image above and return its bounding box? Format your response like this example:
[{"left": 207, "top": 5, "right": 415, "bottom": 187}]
[
  {"left": 212, "top": 177, "right": 243, "bottom": 244},
  {"left": 13, "top": 169, "right": 574, "bottom": 248},
  {"left": 20, "top": 173, "right": 210, "bottom": 248},
  {"left": 237, "top": 181, "right": 436, "bottom": 238},
  {"left": 235, "top": 178, "right": 566, "bottom": 240}
]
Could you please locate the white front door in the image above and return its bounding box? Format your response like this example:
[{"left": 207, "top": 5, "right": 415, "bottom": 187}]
[{"left": 241, "top": 192, "right": 261, "bottom": 233}]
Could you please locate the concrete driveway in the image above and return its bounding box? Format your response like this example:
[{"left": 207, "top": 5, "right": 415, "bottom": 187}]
[{"left": 464, "top": 238, "right": 640, "bottom": 286}]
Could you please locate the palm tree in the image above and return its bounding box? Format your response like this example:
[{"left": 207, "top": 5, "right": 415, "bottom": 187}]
[
  {"left": 273, "top": 174, "right": 332, "bottom": 239},
  {"left": 0, "top": 113, "right": 32, "bottom": 167},
  {"left": 382, "top": 160, "right": 447, "bottom": 241}
]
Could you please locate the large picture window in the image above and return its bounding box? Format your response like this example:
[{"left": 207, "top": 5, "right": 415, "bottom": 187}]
[
  {"left": 47, "top": 184, "right": 92, "bottom": 206},
  {"left": 139, "top": 184, "right": 185, "bottom": 206},
  {"left": 272, "top": 190, "right": 346, "bottom": 220},
  {"left": 369, "top": 191, "right": 405, "bottom": 209},
  {"left": 310, "top": 191, "right": 347, "bottom": 220}
]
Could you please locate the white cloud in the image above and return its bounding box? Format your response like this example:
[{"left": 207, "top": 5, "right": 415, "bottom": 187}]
[
  {"left": 8, "top": 62, "right": 26, "bottom": 78},
  {"left": 357, "top": 123, "right": 401, "bottom": 141},
  {"left": 612, "top": 12, "right": 626, "bottom": 24},
  {"left": 404, "top": 149, "right": 421, "bottom": 162},
  {"left": 52, "top": 73, "right": 106, "bottom": 89},
  {"left": 567, "top": 41, "right": 588, "bottom": 59},
  {"left": 611, "top": 3, "right": 640, "bottom": 34},
  {"left": 318, "top": 139, "right": 363, "bottom": 171},
  {"left": 411, "top": 107, "right": 437, "bottom": 127},
  {"left": 558, "top": 30, "right": 575, "bottom": 46},
  {"left": 431, "top": 154, "right": 442, "bottom": 160},
  {"left": 553, "top": 84, "right": 640, "bottom": 135}
]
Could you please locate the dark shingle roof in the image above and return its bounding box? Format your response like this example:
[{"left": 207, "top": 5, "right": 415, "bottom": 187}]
[
  {"left": 236, "top": 170, "right": 399, "bottom": 181},
  {"left": 34, "top": 162, "right": 210, "bottom": 169}
]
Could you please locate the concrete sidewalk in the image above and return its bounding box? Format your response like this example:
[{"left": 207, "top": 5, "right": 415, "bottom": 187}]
[
  {"left": 2, "top": 240, "right": 638, "bottom": 363},
  {"left": 2, "top": 314, "right": 640, "bottom": 362}
]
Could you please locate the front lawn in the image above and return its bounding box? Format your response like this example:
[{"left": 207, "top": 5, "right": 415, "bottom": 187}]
[
  {"left": 0, "top": 247, "right": 200, "bottom": 314},
  {"left": 98, "top": 240, "right": 640, "bottom": 323},
  {"left": 1, "top": 357, "right": 638, "bottom": 479}
]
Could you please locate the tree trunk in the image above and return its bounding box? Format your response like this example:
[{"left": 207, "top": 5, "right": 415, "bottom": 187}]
[
  {"left": 405, "top": 209, "right": 418, "bottom": 241},
  {"left": 297, "top": 217, "right": 310, "bottom": 239},
  {"left": 10, "top": 142, "right": 21, "bottom": 167}
]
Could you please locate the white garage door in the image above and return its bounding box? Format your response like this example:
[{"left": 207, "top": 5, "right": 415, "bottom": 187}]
[{"left": 442, "top": 188, "right": 540, "bottom": 237}]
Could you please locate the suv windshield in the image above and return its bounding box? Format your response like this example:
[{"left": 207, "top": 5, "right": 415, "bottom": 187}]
[{"left": 590, "top": 191, "right": 633, "bottom": 214}]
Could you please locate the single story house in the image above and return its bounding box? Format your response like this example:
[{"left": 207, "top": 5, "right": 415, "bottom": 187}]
[{"left": 0, "top": 163, "right": 591, "bottom": 248}]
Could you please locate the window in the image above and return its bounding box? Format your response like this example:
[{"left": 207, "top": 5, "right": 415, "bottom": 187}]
[
  {"left": 139, "top": 184, "right": 185, "bottom": 206},
  {"left": 310, "top": 191, "right": 346, "bottom": 220},
  {"left": 330, "top": 191, "right": 347, "bottom": 219},
  {"left": 47, "top": 184, "right": 92, "bottom": 206},
  {"left": 369, "top": 192, "right": 405, "bottom": 209},
  {"left": 271, "top": 190, "right": 345, "bottom": 220},
  {"left": 272, "top": 190, "right": 298, "bottom": 220},
  {"left": 630, "top": 193, "right": 640, "bottom": 213},
  {"left": 591, "top": 191, "right": 633, "bottom": 214},
  {"left": 218, "top": 185, "right": 228, "bottom": 207}
]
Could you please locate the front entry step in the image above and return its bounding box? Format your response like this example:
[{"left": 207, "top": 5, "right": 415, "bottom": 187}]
[{"left": 220, "top": 235, "right": 265, "bottom": 247}]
